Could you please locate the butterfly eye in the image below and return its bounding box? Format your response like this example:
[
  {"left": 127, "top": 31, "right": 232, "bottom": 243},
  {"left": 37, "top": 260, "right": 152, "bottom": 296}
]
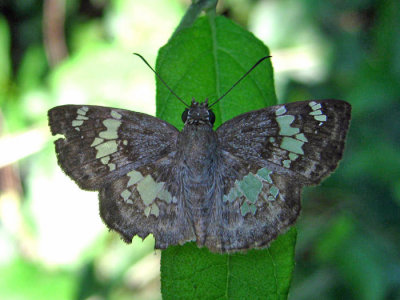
[
  {"left": 208, "top": 110, "right": 215, "bottom": 125},
  {"left": 181, "top": 109, "right": 189, "bottom": 123}
]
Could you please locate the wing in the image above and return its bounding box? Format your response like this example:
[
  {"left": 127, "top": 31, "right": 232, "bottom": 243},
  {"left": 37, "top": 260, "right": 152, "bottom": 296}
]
[
  {"left": 48, "top": 105, "right": 179, "bottom": 190},
  {"left": 204, "top": 153, "right": 302, "bottom": 252},
  {"left": 216, "top": 99, "right": 352, "bottom": 185},
  {"left": 99, "top": 153, "right": 195, "bottom": 248},
  {"left": 204, "top": 99, "right": 351, "bottom": 252},
  {"left": 48, "top": 105, "right": 195, "bottom": 246}
]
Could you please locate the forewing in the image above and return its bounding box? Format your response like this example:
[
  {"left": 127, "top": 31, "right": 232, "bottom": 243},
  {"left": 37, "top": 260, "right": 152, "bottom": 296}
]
[
  {"left": 48, "top": 105, "right": 179, "bottom": 190},
  {"left": 216, "top": 99, "right": 351, "bottom": 184}
]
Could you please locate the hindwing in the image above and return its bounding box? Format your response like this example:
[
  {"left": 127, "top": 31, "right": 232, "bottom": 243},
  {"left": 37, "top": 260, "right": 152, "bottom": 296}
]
[{"left": 203, "top": 152, "right": 302, "bottom": 252}]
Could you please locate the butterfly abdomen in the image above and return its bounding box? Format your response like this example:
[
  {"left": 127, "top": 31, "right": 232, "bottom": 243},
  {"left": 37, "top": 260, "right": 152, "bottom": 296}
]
[{"left": 177, "top": 123, "right": 221, "bottom": 244}]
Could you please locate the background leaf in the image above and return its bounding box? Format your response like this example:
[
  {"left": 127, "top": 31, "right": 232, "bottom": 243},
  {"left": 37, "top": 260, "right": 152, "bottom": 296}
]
[{"left": 156, "top": 15, "right": 296, "bottom": 299}]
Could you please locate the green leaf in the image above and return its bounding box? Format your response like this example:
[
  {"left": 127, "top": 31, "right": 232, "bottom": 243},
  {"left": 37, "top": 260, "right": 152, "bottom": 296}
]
[
  {"left": 156, "top": 15, "right": 276, "bottom": 129},
  {"left": 161, "top": 228, "right": 297, "bottom": 300},
  {"left": 156, "top": 15, "right": 296, "bottom": 299}
]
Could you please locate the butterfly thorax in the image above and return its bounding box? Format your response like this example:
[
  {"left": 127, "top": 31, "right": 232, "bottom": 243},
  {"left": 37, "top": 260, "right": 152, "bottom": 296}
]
[
  {"left": 177, "top": 123, "right": 218, "bottom": 208},
  {"left": 178, "top": 100, "right": 218, "bottom": 203}
]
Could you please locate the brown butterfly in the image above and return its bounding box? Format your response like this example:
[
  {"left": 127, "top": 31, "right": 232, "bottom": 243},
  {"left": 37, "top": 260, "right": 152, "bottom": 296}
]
[{"left": 48, "top": 56, "right": 351, "bottom": 253}]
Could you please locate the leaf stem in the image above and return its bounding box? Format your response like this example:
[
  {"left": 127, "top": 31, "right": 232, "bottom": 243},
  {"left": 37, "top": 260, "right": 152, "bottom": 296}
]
[{"left": 170, "top": 0, "right": 218, "bottom": 40}]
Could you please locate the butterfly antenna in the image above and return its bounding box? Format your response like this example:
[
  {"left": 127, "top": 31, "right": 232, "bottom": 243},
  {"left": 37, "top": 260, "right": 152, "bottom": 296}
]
[
  {"left": 133, "top": 53, "right": 190, "bottom": 107},
  {"left": 209, "top": 56, "right": 272, "bottom": 108}
]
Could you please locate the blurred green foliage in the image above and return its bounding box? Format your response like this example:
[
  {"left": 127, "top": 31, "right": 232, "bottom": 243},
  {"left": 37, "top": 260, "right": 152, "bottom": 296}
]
[{"left": 0, "top": 0, "right": 399, "bottom": 299}]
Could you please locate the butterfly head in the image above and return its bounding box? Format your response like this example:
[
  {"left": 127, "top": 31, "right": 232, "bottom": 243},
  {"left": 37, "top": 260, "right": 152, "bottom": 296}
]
[{"left": 181, "top": 98, "right": 215, "bottom": 126}]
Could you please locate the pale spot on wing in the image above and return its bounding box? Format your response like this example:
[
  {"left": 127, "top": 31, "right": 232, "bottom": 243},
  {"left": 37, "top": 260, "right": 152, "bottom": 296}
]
[
  {"left": 283, "top": 160, "right": 291, "bottom": 168},
  {"left": 314, "top": 115, "right": 327, "bottom": 122},
  {"left": 91, "top": 137, "right": 104, "bottom": 147},
  {"left": 158, "top": 188, "right": 172, "bottom": 203},
  {"left": 274, "top": 106, "right": 309, "bottom": 167},
  {"left": 150, "top": 204, "right": 159, "bottom": 217},
  {"left": 223, "top": 186, "right": 241, "bottom": 203},
  {"left": 276, "top": 115, "right": 300, "bottom": 136},
  {"left": 238, "top": 173, "right": 263, "bottom": 204},
  {"left": 127, "top": 170, "right": 143, "bottom": 186},
  {"left": 240, "top": 202, "right": 256, "bottom": 216},
  {"left": 77, "top": 107, "right": 88, "bottom": 115},
  {"left": 282, "top": 145, "right": 302, "bottom": 169},
  {"left": 275, "top": 106, "right": 287, "bottom": 116},
  {"left": 100, "top": 156, "right": 110, "bottom": 164},
  {"left": 309, "top": 102, "right": 321, "bottom": 110},
  {"left": 95, "top": 140, "right": 118, "bottom": 158},
  {"left": 295, "top": 133, "right": 308, "bottom": 142},
  {"left": 256, "top": 168, "right": 273, "bottom": 183},
  {"left": 99, "top": 119, "right": 121, "bottom": 139},
  {"left": 223, "top": 167, "right": 282, "bottom": 216},
  {"left": 144, "top": 206, "right": 151, "bottom": 217},
  {"left": 309, "top": 101, "right": 327, "bottom": 124},
  {"left": 121, "top": 189, "right": 131, "bottom": 201},
  {"left": 89, "top": 115, "right": 124, "bottom": 171},
  {"left": 111, "top": 110, "right": 122, "bottom": 119},
  {"left": 269, "top": 186, "right": 279, "bottom": 198},
  {"left": 119, "top": 169, "right": 174, "bottom": 217},
  {"left": 280, "top": 137, "right": 305, "bottom": 155},
  {"left": 137, "top": 175, "right": 164, "bottom": 206},
  {"left": 72, "top": 107, "right": 90, "bottom": 131},
  {"left": 72, "top": 120, "right": 83, "bottom": 127},
  {"left": 310, "top": 110, "right": 322, "bottom": 116}
]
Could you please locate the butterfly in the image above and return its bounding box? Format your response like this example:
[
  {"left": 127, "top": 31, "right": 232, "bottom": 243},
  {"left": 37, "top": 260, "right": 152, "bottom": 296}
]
[{"left": 48, "top": 57, "right": 351, "bottom": 253}]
